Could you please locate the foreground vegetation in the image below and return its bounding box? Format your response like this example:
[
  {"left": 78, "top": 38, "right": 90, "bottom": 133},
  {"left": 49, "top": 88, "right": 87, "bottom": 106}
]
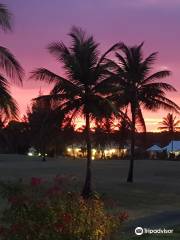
[
  {"left": 0, "top": 156, "right": 179, "bottom": 239},
  {"left": 0, "top": 176, "right": 127, "bottom": 240}
]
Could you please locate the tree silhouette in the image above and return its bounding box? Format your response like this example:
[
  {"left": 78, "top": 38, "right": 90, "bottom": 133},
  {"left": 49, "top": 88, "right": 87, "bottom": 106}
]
[
  {"left": 0, "top": 3, "right": 24, "bottom": 119},
  {"left": 0, "top": 3, "right": 12, "bottom": 31},
  {"left": 27, "top": 96, "right": 64, "bottom": 160},
  {"left": 30, "top": 27, "right": 119, "bottom": 197},
  {"left": 112, "top": 43, "right": 180, "bottom": 182},
  {"left": 159, "top": 113, "right": 180, "bottom": 151}
]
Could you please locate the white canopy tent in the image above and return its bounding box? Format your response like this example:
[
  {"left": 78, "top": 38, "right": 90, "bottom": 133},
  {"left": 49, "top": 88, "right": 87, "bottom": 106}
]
[
  {"left": 162, "top": 140, "right": 180, "bottom": 152},
  {"left": 147, "top": 145, "right": 163, "bottom": 152}
]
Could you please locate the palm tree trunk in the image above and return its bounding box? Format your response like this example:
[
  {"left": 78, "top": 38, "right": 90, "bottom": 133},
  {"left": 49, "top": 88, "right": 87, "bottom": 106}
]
[
  {"left": 127, "top": 105, "right": 136, "bottom": 182},
  {"left": 171, "top": 132, "right": 174, "bottom": 152},
  {"left": 82, "top": 111, "right": 92, "bottom": 198}
]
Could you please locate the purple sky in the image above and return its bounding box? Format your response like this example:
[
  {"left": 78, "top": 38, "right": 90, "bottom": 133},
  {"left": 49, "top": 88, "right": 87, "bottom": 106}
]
[{"left": 1, "top": 0, "right": 180, "bottom": 131}]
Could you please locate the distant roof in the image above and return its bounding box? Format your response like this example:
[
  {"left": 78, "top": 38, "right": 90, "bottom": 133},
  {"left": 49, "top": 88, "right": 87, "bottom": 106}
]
[
  {"left": 163, "top": 140, "right": 180, "bottom": 152},
  {"left": 147, "top": 145, "right": 162, "bottom": 152}
]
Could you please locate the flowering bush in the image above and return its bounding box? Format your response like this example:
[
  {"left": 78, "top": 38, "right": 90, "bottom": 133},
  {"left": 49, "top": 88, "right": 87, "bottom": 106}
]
[{"left": 0, "top": 176, "right": 127, "bottom": 240}]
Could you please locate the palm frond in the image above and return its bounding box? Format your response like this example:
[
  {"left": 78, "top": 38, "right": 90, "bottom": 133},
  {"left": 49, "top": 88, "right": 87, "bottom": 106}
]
[
  {"left": 144, "top": 96, "right": 180, "bottom": 113},
  {"left": 115, "top": 52, "right": 129, "bottom": 70},
  {"left": 158, "top": 126, "right": 169, "bottom": 130},
  {"left": 0, "top": 46, "right": 24, "bottom": 84},
  {"left": 143, "top": 82, "right": 176, "bottom": 92},
  {"left": 0, "top": 74, "right": 18, "bottom": 118},
  {"left": 0, "top": 4, "right": 12, "bottom": 32},
  {"left": 97, "top": 42, "right": 123, "bottom": 66},
  {"left": 48, "top": 42, "right": 70, "bottom": 62},
  {"left": 156, "top": 96, "right": 180, "bottom": 112},
  {"left": 51, "top": 80, "right": 83, "bottom": 98},
  {"left": 143, "top": 70, "right": 171, "bottom": 84},
  {"left": 141, "top": 52, "right": 158, "bottom": 70},
  {"left": 30, "top": 68, "right": 68, "bottom": 84},
  {"left": 136, "top": 107, "right": 146, "bottom": 132},
  {"left": 69, "top": 26, "right": 86, "bottom": 46}
]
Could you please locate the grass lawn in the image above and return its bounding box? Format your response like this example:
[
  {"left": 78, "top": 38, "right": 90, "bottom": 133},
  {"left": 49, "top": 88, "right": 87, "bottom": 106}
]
[
  {"left": 0, "top": 154, "right": 180, "bottom": 221},
  {"left": 0, "top": 154, "right": 180, "bottom": 239}
]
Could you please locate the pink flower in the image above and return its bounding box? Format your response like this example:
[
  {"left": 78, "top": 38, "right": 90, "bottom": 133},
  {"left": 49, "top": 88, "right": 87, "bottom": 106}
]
[
  {"left": 31, "top": 177, "right": 42, "bottom": 187},
  {"left": 119, "top": 211, "right": 128, "bottom": 222}
]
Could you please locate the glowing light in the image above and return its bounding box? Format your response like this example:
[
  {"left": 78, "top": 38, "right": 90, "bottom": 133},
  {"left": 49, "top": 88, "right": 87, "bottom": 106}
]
[
  {"left": 75, "top": 148, "right": 80, "bottom": 152},
  {"left": 104, "top": 150, "right": 109, "bottom": 154},
  {"left": 110, "top": 149, "right": 116, "bottom": 154},
  {"left": 28, "top": 152, "right": 33, "bottom": 156},
  {"left": 92, "top": 156, "right": 95, "bottom": 160},
  {"left": 67, "top": 148, "right": 71, "bottom": 152}
]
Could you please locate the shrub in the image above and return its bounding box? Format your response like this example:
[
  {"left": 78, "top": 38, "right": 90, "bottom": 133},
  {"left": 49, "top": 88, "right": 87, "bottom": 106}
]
[{"left": 0, "top": 176, "right": 126, "bottom": 240}]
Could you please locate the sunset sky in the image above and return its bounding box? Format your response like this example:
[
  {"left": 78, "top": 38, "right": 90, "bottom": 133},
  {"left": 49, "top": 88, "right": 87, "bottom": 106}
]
[{"left": 1, "top": 0, "right": 180, "bottom": 131}]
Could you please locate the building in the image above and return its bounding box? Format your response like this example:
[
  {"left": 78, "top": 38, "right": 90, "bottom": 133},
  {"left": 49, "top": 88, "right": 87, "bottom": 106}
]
[{"left": 66, "top": 144, "right": 128, "bottom": 159}]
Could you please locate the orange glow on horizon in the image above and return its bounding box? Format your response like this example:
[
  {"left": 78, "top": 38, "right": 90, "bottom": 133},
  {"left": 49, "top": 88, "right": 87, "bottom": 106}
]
[
  {"left": 73, "top": 117, "right": 168, "bottom": 132},
  {"left": 12, "top": 86, "right": 179, "bottom": 133}
]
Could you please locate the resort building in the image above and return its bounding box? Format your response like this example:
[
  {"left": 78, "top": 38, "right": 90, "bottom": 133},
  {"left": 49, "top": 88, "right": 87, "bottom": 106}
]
[{"left": 66, "top": 144, "right": 128, "bottom": 159}]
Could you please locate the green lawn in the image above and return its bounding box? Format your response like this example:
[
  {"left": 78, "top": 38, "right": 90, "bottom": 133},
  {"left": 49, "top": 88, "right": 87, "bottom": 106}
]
[{"left": 0, "top": 154, "right": 180, "bottom": 221}]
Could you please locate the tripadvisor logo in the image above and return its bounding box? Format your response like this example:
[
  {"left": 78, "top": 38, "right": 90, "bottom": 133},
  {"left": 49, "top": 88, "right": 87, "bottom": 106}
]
[
  {"left": 135, "top": 227, "right": 143, "bottom": 235},
  {"left": 135, "top": 227, "right": 173, "bottom": 235}
]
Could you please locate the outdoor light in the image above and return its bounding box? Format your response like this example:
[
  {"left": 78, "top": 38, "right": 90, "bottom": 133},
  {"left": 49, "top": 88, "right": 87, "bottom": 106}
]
[
  {"left": 104, "top": 150, "right": 108, "bottom": 154},
  {"left": 92, "top": 149, "right": 96, "bottom": 153},
  {"left": 67, "top": 148, "right": 71, "bottom": 152},
  {"left": 28, "top": 152, "right": 33, "bottom": 156},
  {"left": 110, "top": 149, "right": 116, "bottom": 154},
  {"left": 75, "top": 148, "right": 80, "bottom": 152}
]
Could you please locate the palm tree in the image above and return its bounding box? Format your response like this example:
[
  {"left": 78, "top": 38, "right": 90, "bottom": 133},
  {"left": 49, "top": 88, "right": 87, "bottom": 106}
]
[
  {"left": 0, "top": 3, "right": 24, "bottom": 119},
  {"left": 159, "top": 113, "right": 180, "bottom": 151},
  {"left": 30, "top": 27, "right": 120, "bottom": 197},
  {"left": 112, "top": 43, "right": 180, "bottom": 182},
  {"left": 159, "top": 113, "right": 180, "bottom": 132}
]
